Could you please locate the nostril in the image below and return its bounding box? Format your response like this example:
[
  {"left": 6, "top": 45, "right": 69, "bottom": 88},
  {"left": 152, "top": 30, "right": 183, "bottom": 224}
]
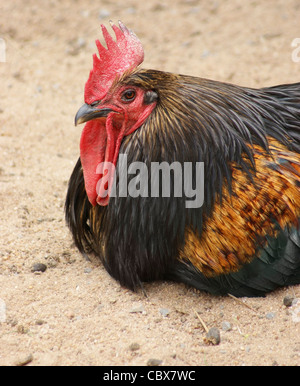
[{"left": 90, "top": 100, "right": 101, "bottom": 107}]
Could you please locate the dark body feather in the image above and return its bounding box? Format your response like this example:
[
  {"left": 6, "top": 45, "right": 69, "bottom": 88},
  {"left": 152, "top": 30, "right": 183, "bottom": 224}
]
[{"left": 65, "top": 70, "right": 300, "bottom": 296}]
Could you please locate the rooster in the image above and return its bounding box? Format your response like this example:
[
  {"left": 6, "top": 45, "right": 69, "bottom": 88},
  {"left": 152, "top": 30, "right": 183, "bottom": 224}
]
[{"left": 65, "top": 21, "right": 300, "bottom": 297}]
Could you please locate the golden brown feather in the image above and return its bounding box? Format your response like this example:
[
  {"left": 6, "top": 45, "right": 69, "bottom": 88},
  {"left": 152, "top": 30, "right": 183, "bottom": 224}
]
[{"left": 180, "top": 139, "right": 300, "bottom": 277}]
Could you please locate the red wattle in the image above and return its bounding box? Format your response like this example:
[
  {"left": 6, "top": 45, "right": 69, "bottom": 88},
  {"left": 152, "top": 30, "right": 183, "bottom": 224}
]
[{"left": 80, "top": 116, "right": 125, "bottom": 206}]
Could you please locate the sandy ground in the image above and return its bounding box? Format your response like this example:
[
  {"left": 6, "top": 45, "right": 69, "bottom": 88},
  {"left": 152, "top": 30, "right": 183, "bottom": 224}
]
[{"left": 0, "top": 0, "right": 300, "bottom": 367}]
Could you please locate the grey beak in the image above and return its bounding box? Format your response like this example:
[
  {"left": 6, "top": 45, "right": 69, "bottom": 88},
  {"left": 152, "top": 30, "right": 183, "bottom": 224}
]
[{"left": 75, "top": 103, "right": 114, "bottom": 126}]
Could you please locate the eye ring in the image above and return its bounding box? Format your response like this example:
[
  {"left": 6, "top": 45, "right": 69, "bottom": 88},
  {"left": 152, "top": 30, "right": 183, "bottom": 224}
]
[{"left": 121, "top": 89, "right": 136, "bottom": 103}]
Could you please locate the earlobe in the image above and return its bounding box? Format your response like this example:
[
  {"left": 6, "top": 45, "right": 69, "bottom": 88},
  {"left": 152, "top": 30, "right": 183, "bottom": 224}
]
[{"left": 144, "top": 90, "right": 158, "bottom": 104}]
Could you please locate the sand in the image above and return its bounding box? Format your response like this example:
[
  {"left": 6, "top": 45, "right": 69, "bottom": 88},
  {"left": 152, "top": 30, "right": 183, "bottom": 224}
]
[{"left": 0, "top": 0, "right": 300, "bottom": 366}]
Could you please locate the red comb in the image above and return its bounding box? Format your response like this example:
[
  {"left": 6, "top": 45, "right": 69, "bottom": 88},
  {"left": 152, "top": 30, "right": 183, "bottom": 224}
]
[{"left": 84, "top": 21, "right": 144, "bottom": 104}]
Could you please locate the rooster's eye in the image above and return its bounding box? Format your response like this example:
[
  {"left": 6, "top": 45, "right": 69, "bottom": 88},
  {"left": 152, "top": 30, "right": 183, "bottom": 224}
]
[{"left": 121, "top": 89, "right": 136, "bottom": 102}]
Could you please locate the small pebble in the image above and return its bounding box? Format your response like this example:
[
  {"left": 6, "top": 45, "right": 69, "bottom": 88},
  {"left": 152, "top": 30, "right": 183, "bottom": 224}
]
[
  {"left": 129, "top": 342, "right": 140, "bottom": 351},
  {"left": 283, "top": 296, "right": 294, "bottom": 307},
  {"left": 129, "top": 304, "right": 145, "bottom": 314},
  {"left": 147, "top": 358, "right": 162, "bottom": 366},
  {"left": 266, "top": 312, "right": 276, "bottom": 320},
  {"left": 159, "top": 308, "right": 170, "bottom": 317},
  {"left": 204, "top": 327, "right": 221, "bottom": 345},
  {"left": 17, "top": 325, "right": 29, "bottom": 334},
  {"left": 35, "top": 319, "right": 46, "bottom": 326},
  {"left": 15, "top": 354, "right": 33, "bottom": 366},
  {"left": 31, "top": 263, "right": 47, "bottom": 273},
  {"left": 221, "top": 321, "right": 232, "bottom": 332}
]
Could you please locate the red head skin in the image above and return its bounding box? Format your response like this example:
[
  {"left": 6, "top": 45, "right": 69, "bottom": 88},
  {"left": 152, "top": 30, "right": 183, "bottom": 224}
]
[
  {"left": 80, "top": 85, "right": 156, "bottom": 206},
  {"left": 77, "top": 21, "right": 156, "bottom": 206}
]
